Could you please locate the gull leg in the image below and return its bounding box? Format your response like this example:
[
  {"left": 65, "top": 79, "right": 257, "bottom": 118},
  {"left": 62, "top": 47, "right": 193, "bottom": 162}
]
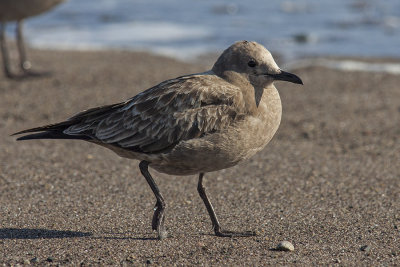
[
  {"left": 16, "top": 20, "right": 31, "bottom": 73},
  {"left": 139, "top": 161, "right": 168, "bottom": 240},
  {"left": 197, "top": 173, "right": 256, "bottom": 237},
  {"left": 16, "top": 20, "right": 49, "bottom": 77},
  {"left": 0, "top": 21, "right": 14, "bottom": 78}
]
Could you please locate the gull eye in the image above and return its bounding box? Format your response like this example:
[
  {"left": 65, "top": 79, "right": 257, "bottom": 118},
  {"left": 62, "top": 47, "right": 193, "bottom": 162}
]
[{"left": 248, "top": 60, "right": 257, "bottom": 67}]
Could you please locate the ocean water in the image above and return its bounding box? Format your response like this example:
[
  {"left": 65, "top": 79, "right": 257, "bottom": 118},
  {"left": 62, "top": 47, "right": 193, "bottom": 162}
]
[{"left": 5, "top": 0, "right": 400, "bottom": 61}]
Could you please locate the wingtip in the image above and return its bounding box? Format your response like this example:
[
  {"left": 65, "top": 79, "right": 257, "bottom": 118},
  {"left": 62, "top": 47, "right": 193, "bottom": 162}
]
[
  {"left": 15, "top": 135, "right": 31, "bottom": 141},
  {"left": 10, "top": 129, "right": 30, "bottom": 137},
  {"left": 12, "top": 132, "right": 49, "bottom": 141}
]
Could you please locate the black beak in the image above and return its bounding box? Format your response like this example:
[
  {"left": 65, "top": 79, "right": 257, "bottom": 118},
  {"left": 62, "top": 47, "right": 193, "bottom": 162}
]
[{"left": 268, "top": 70, "right": 303, "bottom": 85}]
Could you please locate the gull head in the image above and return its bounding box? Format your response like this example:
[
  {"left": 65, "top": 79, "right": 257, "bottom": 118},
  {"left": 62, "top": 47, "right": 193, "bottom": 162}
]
[{"left": 212, "top": 41, "right": 303, "bottom": 87}]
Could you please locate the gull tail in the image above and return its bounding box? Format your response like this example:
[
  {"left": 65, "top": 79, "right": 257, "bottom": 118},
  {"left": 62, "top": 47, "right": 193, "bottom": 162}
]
[
  {"left": 12, "top": 102, "right": 124, "bottom": 141},
  {"left": 12, "top": 122, "right": 89, "bottom": 141}
]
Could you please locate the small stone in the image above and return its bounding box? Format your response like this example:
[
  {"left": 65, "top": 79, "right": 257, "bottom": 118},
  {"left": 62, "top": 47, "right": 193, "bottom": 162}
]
[
  {"left": 23, "top": 259, "right": 30, "bottom": 265},
  {"left": 301, "top": 131, "right": 310, "bottom": 139},
  {"left": 30, "top": 257, "right": 39, "bottom": 263},
  {"left": 126, "top": 255, "right": 136, "bottom": 263},
  {"left": 360, "top": 245, "right": 371, "bottom": 252},
  {"left": 276, "top": 241, "right": 294, "bottom": 251}
]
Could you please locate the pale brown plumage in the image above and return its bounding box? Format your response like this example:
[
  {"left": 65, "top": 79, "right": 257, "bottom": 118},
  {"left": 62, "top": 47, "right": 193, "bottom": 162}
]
[
  {"left": 0, "top": 0, "right": 65, "bottom": 78},
  {"left": 0, "top": 0, "right": 65, "bottom": 21},
  {"left": 14, "top": 41, "right": 303, "bottom": 239}
]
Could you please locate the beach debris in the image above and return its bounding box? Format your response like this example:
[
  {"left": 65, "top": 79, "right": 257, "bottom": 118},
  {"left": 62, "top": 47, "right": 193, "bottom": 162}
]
[
  {"left": 276, "top": 241, "right": 295, "bottom": 251},
  {"left": 360, "top": 245, "right": 371, "bottom": 252}
]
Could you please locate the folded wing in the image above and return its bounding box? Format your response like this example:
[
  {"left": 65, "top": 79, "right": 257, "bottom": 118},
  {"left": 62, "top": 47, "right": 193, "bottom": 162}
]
[{"left": 15, "top": 75, "right": 245, "bottom": 154}]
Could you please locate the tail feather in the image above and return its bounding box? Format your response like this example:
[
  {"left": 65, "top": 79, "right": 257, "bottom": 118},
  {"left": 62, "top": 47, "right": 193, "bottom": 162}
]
[
  {"left": 12, "top": 121, "right": 91, "bottom": 141},
  {"left": 12, "top": 102, "right": 124, "bottom": 141},
  {"left": 16, "top": 131, "right": 90, "bottom": 141},
  {"left": 11, "top": 121, "right": 72, "bottom": 136}
]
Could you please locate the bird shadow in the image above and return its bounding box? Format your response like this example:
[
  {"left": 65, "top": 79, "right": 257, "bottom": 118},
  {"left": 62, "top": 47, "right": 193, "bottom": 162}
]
[
  {"left": 95, "top": 235, "right": 158, "bottom": 241},
  {"left": 0, "top": 228, "right": 160, "bottom": 241},
  {"left": 4, "top": 70, "right": 53, "bottom": 81},
  {"left": 93, "top": 231, "right": 159, "bottom": 241},
  {"left": 0, "top": 228, "right": 92, "bottom": 239}
]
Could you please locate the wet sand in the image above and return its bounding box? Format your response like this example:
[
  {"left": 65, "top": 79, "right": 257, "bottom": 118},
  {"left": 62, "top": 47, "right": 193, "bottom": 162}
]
[{"left": 0, "top": 49, "right": 399, "bottom": 266}]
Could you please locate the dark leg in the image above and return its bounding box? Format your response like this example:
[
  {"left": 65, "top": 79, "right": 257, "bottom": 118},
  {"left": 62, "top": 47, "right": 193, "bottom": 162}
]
[
  {"left": 139, "top": 161, "right": 168, "bottom": 240},
  {"left": 16, "top": 20, "right": 49, "bottom": 77},
  {"left": 197, "top": 173, "right": 256, "bottom": 237},
  {"left": 0, "top": 21, "right": 14, "bottom": 78}
]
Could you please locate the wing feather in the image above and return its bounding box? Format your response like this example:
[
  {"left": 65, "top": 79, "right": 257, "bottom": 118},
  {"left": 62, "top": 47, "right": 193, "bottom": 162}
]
[{"left": 63, "top": 75, "right": 245, "bottom": 153}]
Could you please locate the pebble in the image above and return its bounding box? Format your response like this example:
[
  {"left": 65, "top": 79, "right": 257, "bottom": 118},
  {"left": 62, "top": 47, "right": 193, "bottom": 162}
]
[
  {"left": 126, "top": 255, "right": 136, "bottom": 263},
  {"left": 360, "top": 245, "right": 371, "bottom": 252},
  {"left": 276, "top": 241, "right": 295, "bottom": 251}
]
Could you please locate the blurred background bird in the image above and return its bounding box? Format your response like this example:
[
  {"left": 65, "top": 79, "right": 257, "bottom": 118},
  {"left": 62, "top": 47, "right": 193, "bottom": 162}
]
[{"left": 0, "top": 0, "right": 65, "bottom": 79}]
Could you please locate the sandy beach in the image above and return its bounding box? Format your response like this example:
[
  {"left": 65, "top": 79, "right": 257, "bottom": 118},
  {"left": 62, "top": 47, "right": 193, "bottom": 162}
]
[{"left": 0, "top": 49, "right": 399, "bottom": 265}]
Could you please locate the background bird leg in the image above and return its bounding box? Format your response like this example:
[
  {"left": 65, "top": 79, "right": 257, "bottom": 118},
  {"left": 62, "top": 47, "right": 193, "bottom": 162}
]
[
  {"left": 17, "top": 21, "right": 49, "bottom": 77},
  {"left": 0, "top": 22, "right": 13, "bottom": 78}
]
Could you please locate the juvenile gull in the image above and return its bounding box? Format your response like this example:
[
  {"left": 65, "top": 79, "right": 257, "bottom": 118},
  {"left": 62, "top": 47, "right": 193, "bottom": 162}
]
[
  {"left": 0, "top": 0, "right": 65, "bottom": 78},
  {"left": 13, "top": 41, "right": 303, "bottom": 239}
]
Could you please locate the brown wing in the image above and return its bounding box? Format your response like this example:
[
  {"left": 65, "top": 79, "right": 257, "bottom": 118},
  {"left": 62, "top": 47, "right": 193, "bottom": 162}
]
[{"left": 64, "top": 74, "right": 245, "bottom": 153}]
